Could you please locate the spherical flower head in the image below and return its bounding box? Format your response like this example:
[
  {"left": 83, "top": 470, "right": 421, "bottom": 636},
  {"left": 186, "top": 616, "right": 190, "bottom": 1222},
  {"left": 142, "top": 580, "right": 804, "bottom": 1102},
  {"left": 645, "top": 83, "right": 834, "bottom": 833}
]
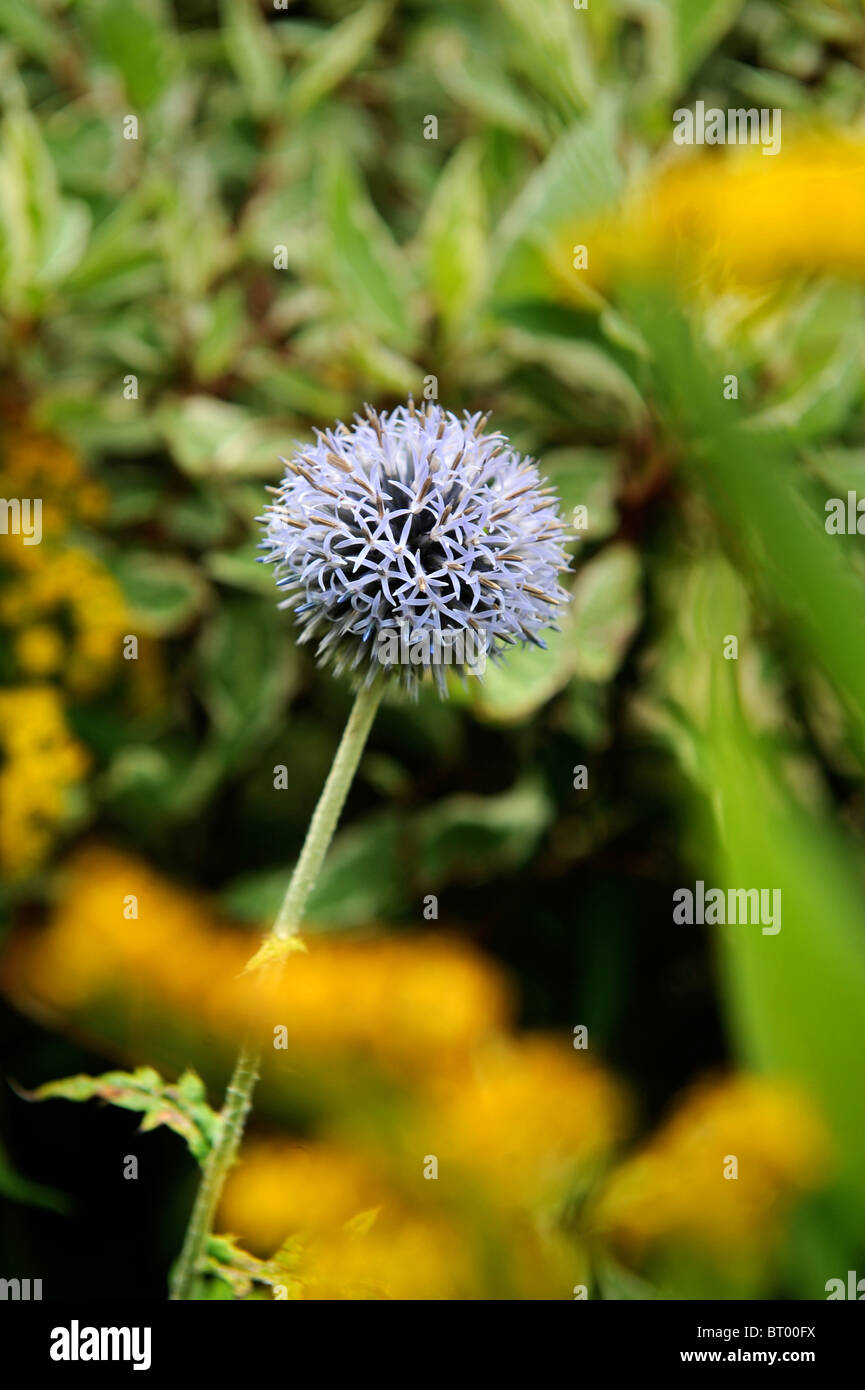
[{"left": 259, "top": 402, "right": 573, "bottom": 697}]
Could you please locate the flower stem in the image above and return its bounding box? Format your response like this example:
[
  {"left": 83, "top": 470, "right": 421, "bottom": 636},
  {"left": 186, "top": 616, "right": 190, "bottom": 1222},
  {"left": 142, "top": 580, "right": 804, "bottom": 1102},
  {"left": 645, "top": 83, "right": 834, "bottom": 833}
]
[{"left": 169, "top": 680, "right": 384, "bottom": 1300}]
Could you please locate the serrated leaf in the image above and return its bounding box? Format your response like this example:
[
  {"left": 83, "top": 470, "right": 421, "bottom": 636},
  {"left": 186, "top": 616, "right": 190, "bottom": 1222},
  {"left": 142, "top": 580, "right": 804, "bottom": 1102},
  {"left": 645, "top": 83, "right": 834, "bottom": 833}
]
[
  {"left": 204, "top": 1233, "right": 302, "bottom": 1300},
  {"left": 24, "top": 1067, "right": 220, "bottom": 1163}
]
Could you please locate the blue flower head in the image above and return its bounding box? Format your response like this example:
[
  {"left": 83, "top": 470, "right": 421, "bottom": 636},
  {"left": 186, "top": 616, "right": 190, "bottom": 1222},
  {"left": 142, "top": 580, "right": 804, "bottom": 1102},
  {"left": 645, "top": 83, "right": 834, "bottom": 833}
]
[{"left": 259, "top": 402, "right": 572, "bottom": 696}]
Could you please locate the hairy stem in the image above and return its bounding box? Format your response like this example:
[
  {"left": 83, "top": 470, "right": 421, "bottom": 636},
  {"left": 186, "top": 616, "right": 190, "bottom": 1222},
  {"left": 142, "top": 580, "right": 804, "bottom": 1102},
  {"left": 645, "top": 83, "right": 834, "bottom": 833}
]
[{"left": 169, "top": 680, "right": 384, "bottom": 1300}]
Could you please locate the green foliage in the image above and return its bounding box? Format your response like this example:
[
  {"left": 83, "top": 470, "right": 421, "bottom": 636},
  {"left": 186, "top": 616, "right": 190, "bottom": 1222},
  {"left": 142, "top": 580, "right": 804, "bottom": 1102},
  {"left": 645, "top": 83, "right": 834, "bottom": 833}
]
[
  {"left": 24, "top": 1068, "right": 221, "bottom": 1164},
  {"left": 3, "top": 0, "right": 865, "bottom": 1303}
]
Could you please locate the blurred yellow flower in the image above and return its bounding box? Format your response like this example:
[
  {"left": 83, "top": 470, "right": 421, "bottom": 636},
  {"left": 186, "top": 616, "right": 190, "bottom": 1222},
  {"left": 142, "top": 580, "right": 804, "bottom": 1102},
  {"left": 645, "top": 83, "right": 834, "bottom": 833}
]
[
  {"left": 220, "top": 1140, "right": 388, "bottom": 1251},
  {"left": 13, "top": 624, "right": 65, "bottom": 677},
  {"left": 594, "top": 1075, "right": 831, "bottom": 1258},
  {"left": 418, "top": 1035, "right": 628, "bottom": 1210},
  {"left": 4, "top": 845, "right": 511, "bottom": 1070},
  {"left": 0, "top": 407, "right": 106, "bottom": 542},
  {"left": 294, "top": 1209, "right": 478, "bottom": 1301},
  {"left": 555, "top": 138, "right": 865, "bottom": 296},
  {"left": 0, "top": 687, "right": 89, "bottom": 876},
  {"left": 1, "top": 545, "right": 129, "bottom": 697},
  {"left": 220, "top": 1132, "right": 590, "bottom": 1298}
]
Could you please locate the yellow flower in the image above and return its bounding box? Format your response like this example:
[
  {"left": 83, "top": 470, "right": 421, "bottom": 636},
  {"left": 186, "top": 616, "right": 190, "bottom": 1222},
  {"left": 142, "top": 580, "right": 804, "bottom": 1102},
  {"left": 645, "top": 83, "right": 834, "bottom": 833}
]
[
  {"left": 295, "top": 1210, "right": 478, "bottom": 1301},
  {"left": 13, "top": 625, "right": 65, "bottom": 677},
  {"left": 0, "top": 408, "right": 107, "bottom": 543},
  {"left": 0, "top": 687, "right": 89, "bottom": 876},
  {"left": 220, "top": 1140, "right": 388, "bottom": 1252},
  {"left": 219, "top": 1137, "right": 586, "bottom": 1297},
  {"left": 594, "top": 1075, "right": 831, "bottom": 1258},
  {"left": 419, "top": 1035, "right": 628, "bottom": 1210},
  {"left": 554, "top": 138, "right": 865, "bottom": 297},
  {"left": 4, "top": 846, "right": 511, "bottom": 1071},
  {"left": 1, "top": 545, "right": 129, "bottom": 697}
]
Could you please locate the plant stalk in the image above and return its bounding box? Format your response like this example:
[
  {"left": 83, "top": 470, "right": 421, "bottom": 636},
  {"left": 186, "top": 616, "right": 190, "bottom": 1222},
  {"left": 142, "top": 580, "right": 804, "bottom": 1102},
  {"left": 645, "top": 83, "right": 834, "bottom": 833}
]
[{"left": 169, "top": 680, "right": 384, "bottom": 1299}]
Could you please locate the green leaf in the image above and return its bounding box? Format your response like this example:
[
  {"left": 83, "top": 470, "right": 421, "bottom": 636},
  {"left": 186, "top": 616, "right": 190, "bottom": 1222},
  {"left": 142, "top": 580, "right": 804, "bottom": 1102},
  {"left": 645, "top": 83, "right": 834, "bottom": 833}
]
[
  {"left": 572, "top": 544, "right": 643, "bottom": 682},
  {"left": 631, "top": 0, "right": 744, "bottom": 94},
  {"left": 190, "top": 283, "right": 249, "bottom": 384},
  {"left": 195, "top": 594, "right": 298, "bottom": 753},
  {"left": 0, "top": 1140, "right": 68, "bottom": 1214},
  {"left": 222, "top": 811, "right": 409, "bottom": 929},
  {"left": 81, "top": 0, "right": 179, "bottom": 111},
  {"left": 204, "top": 1233, "right": 303, "bottom": 1300},
  {"left": 418, "top": 777, "right": 553, "bottom": 884},
  {"left": 596, "top": 1255, "right": 661, "bottom": 1301},
  {"left": 498, "top": 0, "right": 596, "bottom": 117},
  {"left": 473, "top": 620, "right": 576, "bottom": 724},
  {"left": 649, "top": 555, "right": 865, "bottom": 1249},
  {"left": 426, "top": 27, "right": 548, "bottom": 149},
  {"left": 320, "top": 149, "right": 417, "bottom": 351},
  {"left": 114, "top": 550, "right": 210, "bottom": 636},
  {"left": 504, "top": 328, "right": 647, "bottom": 430},
  {"left": 625, "top": 284, "right": 865, "bottom": 759},
  {"left": 419, "top": 141, "right": 487, "bottom": 338},
  {"left": 23, "top": 1067, "right": 220, "bottom": 1164},
  {"left": 158, "top": 396, "right": 291, "bottom": 479},
  {"left": 222, "top": 0, "right": 283, "bottom": 119},
  {"left": 286, "top": 1, "right": 390, "bottom": 119},
  {"left": 492, "top": 104, "right": 623, "bottom": 303},
  {"left": 0, "top": 0, "right": 62, "bottom": 63},
  {"left": 544, "top": 447, "right": 620, "bottom": 541}
]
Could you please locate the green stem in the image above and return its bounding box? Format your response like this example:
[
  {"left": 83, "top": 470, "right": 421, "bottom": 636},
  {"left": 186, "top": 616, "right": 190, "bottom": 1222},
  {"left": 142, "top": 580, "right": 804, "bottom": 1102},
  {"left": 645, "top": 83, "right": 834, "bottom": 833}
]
[{"left": 169, "top": 680, "right": 384, "bottom": 1300}]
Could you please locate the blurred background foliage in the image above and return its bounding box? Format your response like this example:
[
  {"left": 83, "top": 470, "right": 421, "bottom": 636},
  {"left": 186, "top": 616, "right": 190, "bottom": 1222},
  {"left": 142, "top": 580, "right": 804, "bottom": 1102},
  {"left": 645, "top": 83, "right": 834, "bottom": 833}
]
[{"left": 2, "top": 0, "right": 865, "bottom": 1299}]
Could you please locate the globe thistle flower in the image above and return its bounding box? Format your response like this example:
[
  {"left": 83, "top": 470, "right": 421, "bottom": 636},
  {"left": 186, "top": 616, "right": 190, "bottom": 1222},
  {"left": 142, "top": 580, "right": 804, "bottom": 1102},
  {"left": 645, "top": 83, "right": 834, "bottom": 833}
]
[{"left": 259, "top": 402, "right": 572, "bottom": 696}]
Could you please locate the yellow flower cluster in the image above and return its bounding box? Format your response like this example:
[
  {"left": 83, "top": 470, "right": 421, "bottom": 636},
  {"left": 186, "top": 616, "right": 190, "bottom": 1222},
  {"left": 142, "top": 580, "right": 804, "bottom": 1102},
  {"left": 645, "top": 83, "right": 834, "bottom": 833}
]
[
  {"left": 1, "top": 409, "right": 130, "bottom": 697},
  {"left": 594, "top": 1075, "right": 831, "bottom": 1258},
  {"left": 0, "top": 409, "right": 106, "bottom": 540},
  {"left": 6, "top": 845, "right": 511, "bottom": 1069},
  {"left": 0, "top": 687, "right": 89, "bottom": 876},
  {"left": 414, "top": 1036, "right": 627, "bottom": 1209},
  {"left": 220, "top": 1135, "right": 586, "bottom": 1299},
  {"left": 556, "top": 139, "right": 865, "bottom": 296},
  {"left": 2, "top": 844, "right": 832, "bottom": 1295},
  {"left": 1, "top": 546, "right": 129, "bottom": 696},
  {"left": 289, "top": 1208, "right": 480, "bottom": 1301}
]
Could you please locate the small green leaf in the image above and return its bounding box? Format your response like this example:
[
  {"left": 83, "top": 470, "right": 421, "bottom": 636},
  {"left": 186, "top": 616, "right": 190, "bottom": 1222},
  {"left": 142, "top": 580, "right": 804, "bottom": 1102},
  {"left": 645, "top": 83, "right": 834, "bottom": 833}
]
[
  {"left": 23, "top": 1067, "right": 220, "bottom": 1164},
  {"left": 0, "top": 1140, "right": 68, "bottom": 1214},
  {"left": 286, "top": 1, "right": 390, "bottom": 118}
]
